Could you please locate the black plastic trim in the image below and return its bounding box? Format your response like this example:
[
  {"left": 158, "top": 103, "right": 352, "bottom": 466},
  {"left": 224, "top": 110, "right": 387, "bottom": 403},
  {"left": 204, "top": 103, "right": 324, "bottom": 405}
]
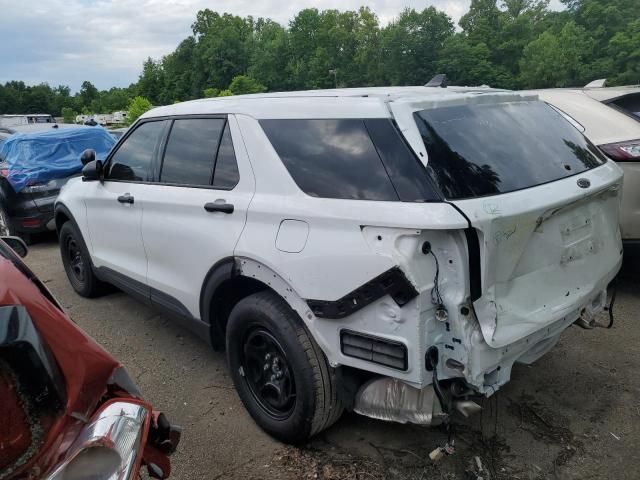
[
  {"left": 94, "top": 266, "right": 210, "bottom": 341},
  {"left": 464, "top": 228, "right": 482, "bottom": 301},
  {"left": 199, "top": 257, "right": 236, "bottom": 350},
  {"left": 340, "top": 329, "right": 408, "bottom": 371},
  {"left": 95, "top": 266, "right": 151, "bottom": 305},
  {"left": 307, "top": 266, "right": 418, "bottom": 319}
]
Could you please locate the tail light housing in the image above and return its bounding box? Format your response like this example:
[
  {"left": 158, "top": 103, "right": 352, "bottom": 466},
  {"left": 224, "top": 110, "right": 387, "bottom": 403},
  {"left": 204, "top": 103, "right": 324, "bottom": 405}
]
[
  {"left": 47, "top": 400, "right": 151, "bottom": 480},
  {"left": 599, "top": 140, "right": 640, "bottom": 161}
]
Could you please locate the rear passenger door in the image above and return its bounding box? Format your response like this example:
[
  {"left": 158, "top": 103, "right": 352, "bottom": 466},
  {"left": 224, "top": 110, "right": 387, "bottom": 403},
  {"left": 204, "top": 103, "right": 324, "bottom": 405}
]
[{"left": 140, "top": 115, "right": 254, "bottom": 319}]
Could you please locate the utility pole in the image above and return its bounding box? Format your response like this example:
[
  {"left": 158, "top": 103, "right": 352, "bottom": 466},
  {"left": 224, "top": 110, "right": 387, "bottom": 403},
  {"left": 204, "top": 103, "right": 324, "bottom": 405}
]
[{"left": 328, "top": 69, "right": 337, "bottom": 88}]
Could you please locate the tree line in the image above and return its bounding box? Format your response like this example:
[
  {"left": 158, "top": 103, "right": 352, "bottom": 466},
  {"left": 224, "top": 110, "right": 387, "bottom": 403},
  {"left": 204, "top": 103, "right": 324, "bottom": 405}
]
[{"left": 0, "top": 0, "right": 638, "bottom": 119}]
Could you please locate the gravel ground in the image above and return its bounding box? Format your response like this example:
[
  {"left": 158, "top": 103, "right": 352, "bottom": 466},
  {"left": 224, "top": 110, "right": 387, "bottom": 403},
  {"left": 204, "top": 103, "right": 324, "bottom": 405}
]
[{"left": 26, "top": 239, "right": 640, "bottom": 479}]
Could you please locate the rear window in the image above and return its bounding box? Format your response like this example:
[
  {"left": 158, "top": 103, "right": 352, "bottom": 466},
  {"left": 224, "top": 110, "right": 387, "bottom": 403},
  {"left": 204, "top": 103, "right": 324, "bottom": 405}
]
[
  {"left": 261, "top": 119, "right": 399, "bottom": 201},
  {"left": 414, "top": 101, "right": 606, "bottom": 200},
  {"left": 261, "top": 119, "right": 439, "bottom": 201},
  {"left": 608, "top": 93, "right": 640, "bottom": 119}
]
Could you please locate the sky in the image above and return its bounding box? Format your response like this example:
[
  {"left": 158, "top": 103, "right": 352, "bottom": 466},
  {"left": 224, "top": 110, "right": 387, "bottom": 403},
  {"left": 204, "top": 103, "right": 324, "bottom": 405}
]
[{"left": 0, "top": 0, "right": 562, "bottom": 92}]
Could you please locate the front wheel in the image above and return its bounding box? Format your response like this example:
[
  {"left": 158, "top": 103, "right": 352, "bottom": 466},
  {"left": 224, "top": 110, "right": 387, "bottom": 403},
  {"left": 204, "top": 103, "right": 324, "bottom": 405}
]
[
  {"left": 226, "top": 291, "right": 343, "bottom": 444},
  {"left": 59, "top": 222, "right": 108, "bottom": 297}
]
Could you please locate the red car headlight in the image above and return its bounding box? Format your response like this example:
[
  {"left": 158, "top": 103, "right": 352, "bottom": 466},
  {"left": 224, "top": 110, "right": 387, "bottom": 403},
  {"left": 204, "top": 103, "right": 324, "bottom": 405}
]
[
  {"left": 46, "top": 400, "right": 150, "bottom": 480},
  {"left": 599, "top": 139, "right": 640, "bottom": 161}
]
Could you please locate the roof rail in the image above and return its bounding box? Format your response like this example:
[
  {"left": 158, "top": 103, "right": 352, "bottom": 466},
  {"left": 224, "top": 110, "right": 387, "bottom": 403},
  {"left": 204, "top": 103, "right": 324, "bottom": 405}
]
[
  {"left": 584, "top": 78, "right": 607, "bottom": 88},
  {"left": 425, "top": 74, "right": 448, "bottom": 88}
]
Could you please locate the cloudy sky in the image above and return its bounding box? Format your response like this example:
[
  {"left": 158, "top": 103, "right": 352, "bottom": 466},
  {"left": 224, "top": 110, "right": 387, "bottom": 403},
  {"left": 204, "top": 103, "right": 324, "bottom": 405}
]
[{"left": 0, "top": 0, "right": 561, "bottom": 92}]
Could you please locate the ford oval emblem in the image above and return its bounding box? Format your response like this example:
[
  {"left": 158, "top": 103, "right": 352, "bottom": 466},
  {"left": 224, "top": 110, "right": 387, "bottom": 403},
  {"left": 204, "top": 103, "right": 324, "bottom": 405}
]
[{"left": 577, "top": 178, "right": 591, "bottom": 189}]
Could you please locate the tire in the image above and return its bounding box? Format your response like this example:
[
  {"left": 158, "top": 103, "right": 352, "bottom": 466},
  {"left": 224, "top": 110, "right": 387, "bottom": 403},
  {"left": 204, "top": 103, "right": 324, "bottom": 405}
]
[
  {"left": 0, "top": 206, "right": 32, "bottom": 244},
  {"left": 59, "top": 221, "right": 107, "bottom": 297},
  {"left": 226, "top": 290, "right": 344, "bottom": 444},
  {"left": 0, "top": 206, "right": 12, "bottom": 237}
]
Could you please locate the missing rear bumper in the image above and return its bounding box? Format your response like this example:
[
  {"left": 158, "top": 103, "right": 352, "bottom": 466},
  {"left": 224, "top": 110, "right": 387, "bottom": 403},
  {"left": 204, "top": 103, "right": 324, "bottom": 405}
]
[{"left": 353, "top": 377, "right": 481, "bottom": 426}]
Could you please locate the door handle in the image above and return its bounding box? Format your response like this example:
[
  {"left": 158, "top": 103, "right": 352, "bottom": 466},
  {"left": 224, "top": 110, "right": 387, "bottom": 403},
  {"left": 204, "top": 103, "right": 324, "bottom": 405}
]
[
  {"left": 204, "top": 200, "right": 234, "bottom": 214},
  {"left": 117, "top": 194, "right": 134, "bottom": 204}
]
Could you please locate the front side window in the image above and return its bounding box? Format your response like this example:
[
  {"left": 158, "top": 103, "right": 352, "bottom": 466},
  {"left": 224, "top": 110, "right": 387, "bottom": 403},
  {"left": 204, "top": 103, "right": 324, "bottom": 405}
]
[
  {"left": 260, "top": 119, "right": 399, "bottom": 201},
  {"left": 414, "top": 100, "right": 606, "bottom": 200},
  {"left": 160, "top": 118, "right": 225, "bottom": 186},
  {"left": 108, "top": 120, "right": 166, "bottom": 181}
]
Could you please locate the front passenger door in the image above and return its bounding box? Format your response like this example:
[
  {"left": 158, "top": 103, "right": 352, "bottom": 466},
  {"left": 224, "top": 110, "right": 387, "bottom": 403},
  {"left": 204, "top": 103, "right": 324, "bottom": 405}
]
[{"left": 84, "top": 120, "right": 167, "bottom": 286}]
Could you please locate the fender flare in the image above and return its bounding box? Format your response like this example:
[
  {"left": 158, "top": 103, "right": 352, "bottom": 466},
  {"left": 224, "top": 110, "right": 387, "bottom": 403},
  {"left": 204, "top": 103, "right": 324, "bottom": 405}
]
[
  {"left": 53, "top": 202, "right": 79, "bottom": 234},
  {"left": 199, "top": 256, "right": 327, "bottom": 352}
]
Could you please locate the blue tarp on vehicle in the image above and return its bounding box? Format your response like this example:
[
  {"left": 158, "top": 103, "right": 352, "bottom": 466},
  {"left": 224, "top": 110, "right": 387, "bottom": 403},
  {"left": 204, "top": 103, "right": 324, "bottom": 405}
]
[{"left": 0, "top": 127, "right": 116, "bottom": 192}]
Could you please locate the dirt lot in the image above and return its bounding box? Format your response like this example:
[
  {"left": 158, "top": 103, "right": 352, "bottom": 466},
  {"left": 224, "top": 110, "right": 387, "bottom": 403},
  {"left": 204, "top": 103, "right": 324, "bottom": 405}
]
[{"left": 26, "top": 240, "right": 640, "bottom": 479}]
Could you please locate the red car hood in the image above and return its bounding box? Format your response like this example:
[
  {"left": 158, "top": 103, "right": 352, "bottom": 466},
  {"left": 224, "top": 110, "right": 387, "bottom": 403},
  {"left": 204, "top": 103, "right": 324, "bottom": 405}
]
[{"left": 0, "top": 251, "right": 176, "bottom": 478}]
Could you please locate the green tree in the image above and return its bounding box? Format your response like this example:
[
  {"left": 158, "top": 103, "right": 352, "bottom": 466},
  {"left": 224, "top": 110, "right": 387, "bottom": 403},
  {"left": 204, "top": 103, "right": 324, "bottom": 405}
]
[
  {"left": 228, "top": 75, "right": 267, "bottom": 94},
  {"left": 127, "top": 96, "right": 153, "bottom": 124},
  {"left": 79, "top": 81, "right": 99, "bottom": 107},
  {"left": 519, "top": 21, "right": 593, "bottom": 87},
  {"left": 137, "top": 58, "right": 164, "bottom": 104},
  {"left": 61, "top": 107, "right": 77, "bottom": 123},
  {"left": 381, "top": 8, "right": 454, "bottom": 85},
  {"left": 203, "top": 87, "right": 219, "bottom": 98},
  {"left": 608, "top": 19, "right": 640, "bottom": 85}
]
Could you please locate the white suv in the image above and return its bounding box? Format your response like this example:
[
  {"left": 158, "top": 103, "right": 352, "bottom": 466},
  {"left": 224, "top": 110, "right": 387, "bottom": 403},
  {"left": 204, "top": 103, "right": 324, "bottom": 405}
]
[{"left": 55, "top": 86, "right": 623, "bottom": 443}]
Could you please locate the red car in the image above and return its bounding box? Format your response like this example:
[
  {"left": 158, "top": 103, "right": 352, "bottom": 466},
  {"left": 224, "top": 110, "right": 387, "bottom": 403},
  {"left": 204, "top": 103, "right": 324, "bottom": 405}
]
[{"left": 0, "top": 236, "right": 179, "bottom": 479}]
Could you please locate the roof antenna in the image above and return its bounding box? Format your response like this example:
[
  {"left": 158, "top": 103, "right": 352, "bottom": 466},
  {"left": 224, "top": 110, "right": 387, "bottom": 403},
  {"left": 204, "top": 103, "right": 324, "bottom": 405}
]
[
  {"left": 425, "top": 74, "right": 448, "bottom": 88},
  {"left": 584, "top": 78, "right": 606, "bottom": 88}
]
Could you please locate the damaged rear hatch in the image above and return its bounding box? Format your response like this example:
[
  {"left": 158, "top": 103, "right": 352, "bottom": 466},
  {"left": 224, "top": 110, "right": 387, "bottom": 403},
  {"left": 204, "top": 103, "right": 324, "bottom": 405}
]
[{"left": 395, "top": 93, "right": 623, "bottom": 348}]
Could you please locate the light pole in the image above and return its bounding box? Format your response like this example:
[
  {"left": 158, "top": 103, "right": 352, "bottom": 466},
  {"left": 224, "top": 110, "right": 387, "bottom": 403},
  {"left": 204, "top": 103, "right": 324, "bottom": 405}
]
[{"left": 328, "top": 69, "right": 337, "bottom": 88}]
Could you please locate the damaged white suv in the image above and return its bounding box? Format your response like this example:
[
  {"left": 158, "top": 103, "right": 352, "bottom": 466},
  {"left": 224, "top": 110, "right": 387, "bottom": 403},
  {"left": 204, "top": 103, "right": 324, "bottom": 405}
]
[{"left": 55, "top": 86, "right": 623, "bottom": 443}]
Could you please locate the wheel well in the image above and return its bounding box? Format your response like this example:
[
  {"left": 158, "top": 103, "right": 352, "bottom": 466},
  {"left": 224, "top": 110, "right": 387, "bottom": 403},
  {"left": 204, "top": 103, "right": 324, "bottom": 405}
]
[
  {"left": 55, "top": 210, "right": 70, "bottom": 233},
  {"left": 209, "top": 275, "right": 272, "bottom": 350}
]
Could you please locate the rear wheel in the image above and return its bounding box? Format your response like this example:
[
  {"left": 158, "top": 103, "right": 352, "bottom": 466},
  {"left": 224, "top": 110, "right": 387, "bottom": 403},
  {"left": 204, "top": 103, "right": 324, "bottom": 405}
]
[
  {"left": 59, "top": 222, "right": 107, "bottom": 297},
  {"left": 226, "top": 290, "right": 343, "bottom": 444}
]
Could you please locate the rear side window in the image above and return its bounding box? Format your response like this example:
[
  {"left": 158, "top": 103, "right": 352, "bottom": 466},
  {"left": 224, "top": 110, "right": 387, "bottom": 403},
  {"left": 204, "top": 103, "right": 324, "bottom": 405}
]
[
  {"left": 608, "top": 93, "right": 640, "bottom": 119},
  {"left": 260, "top": 119, "right": 399, "bottom": 201},
  {"left": 414, "top": 101, "right": 606, "bottom": 200},
  {"left": 108, "top": 120, "right": 166, "bottom": 181},
  {"left": 160, "top": 118, "right": 225, "bottom": 185}
]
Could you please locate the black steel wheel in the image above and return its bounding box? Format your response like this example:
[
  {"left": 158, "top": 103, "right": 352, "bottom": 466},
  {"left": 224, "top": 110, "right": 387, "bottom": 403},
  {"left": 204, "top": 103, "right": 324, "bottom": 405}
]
[
  {"left": 242, "top": 328, "right": 296, "bottom": 419},
  {"left": 65, "top": 236, "right": 85, "bottom": 283},
  {"left": 226, "top": 290, "right": 344, "bottom": 444},
  {"left": 59, "top": 221, "right": 107, "bottom": 297}
]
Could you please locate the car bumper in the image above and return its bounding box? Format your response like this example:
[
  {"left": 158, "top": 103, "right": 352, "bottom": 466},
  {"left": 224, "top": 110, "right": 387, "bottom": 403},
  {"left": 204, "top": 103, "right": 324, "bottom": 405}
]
[{"left": 9, "top": 193, "right": 57, "bottom": 234}]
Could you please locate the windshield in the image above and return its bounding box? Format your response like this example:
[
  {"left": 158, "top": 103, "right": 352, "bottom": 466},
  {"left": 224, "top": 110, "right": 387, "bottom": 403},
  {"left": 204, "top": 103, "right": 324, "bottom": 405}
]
[{"left": 414, "top": 100, "right": 606, "bottom": 200}]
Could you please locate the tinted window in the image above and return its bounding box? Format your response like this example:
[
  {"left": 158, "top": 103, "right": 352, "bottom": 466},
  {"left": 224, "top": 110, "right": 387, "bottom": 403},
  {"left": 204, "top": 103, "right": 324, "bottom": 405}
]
[
  {"left": 161, "top": 119, "right": 225, "bottom": 185},
  {"left": 261, "top": 119, "right": 399, "bottom": 201},
  {"left": 414, "top": 101, "right": 606, "bottom": 200},
  {"left": 108, "top": 121, "right": 166, "bottom": 181},
  {"left": 364, "top": 119, "right": 439, "bottom": 202},
  {"left": 610, "top": 93, "right": 640, "bottom": 119},
  {"left": 213, "top": 123, "right": 240, "bottom": 189}
]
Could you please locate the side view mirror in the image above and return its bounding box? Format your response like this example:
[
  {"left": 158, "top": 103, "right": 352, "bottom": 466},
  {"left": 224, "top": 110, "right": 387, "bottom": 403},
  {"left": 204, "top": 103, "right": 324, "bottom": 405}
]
[
  {"left": 80, "top": 149, "right": 96, "bottom": 166},
  {"left": 1, "top": 236, "right": 28, "bottom": 258},
  {"left": 82, "top": 160, "right": 103, "bottom": 182}
]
